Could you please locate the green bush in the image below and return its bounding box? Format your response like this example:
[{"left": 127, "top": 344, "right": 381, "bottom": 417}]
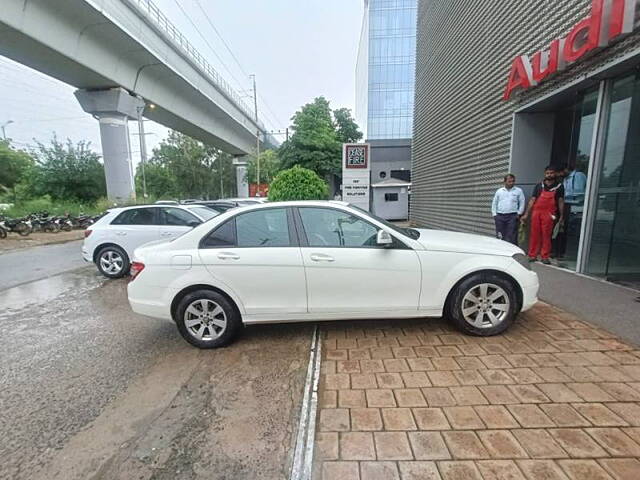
[
  {"left": 2, "top": 196, "right": 106, "bottom": 217},
  {"left": 268, "top": 165, "right": 328, "bottom": 202}
]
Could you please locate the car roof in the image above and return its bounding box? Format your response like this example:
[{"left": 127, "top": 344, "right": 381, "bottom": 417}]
[{"left": 222, "top": 200, "right": 350, "bottom": 212}]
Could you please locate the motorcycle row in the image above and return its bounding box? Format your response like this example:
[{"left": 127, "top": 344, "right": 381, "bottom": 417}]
[{"left": 0, "top": 211, "right": 102, "bottom": 239}]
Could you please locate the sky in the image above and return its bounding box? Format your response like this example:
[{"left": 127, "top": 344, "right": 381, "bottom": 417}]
[{"left": 0, "top": 0, "right": 364, "bottom": 166}]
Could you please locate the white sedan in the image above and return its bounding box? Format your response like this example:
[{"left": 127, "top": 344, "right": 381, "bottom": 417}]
[{"left": 127, "top": 201, "right": 539, "bottom": 349}]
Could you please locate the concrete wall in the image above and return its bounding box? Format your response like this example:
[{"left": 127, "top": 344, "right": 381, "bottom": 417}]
[
  {"left": 370, "top": 139, "right": 412, "bottom": 183},
  {"left": 372, "top": 187, "right": 410, "bottom": 220}
]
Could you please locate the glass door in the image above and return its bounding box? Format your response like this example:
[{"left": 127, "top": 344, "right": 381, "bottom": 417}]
[{"left": 587, "top": 72, "right": 640, "bottom": 286}]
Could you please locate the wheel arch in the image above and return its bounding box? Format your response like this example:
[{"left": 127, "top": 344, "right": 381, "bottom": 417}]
[
  {"left": 171, "top": 284, "right": 242, "bottom": 322},
  {"left": 444, "top": 269, "right": 523, "bottom": 316}
]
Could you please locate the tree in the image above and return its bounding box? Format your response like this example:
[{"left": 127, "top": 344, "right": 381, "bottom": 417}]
[
  {"left": 30, "top": 137, "right": 106, "bottom": 202},
  {"left": 333, "top": 107, "right": 363, "bottom": 144},
  {"left": 0, "top": 140, "right": 34, "bottom": 196},
  {"left": 246, "top": 149, "right": 281, "bottom": 184},
  {"left": 278, "top": 97, "right": 342, "bottom": 179},
  {"left": 139, "top": 130, "right": 236, "bottom": 200},
  {"left": 268, "top": 165, "right": 328, "bottom": 201}
]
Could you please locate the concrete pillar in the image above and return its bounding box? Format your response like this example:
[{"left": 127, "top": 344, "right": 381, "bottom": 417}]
[
  {"left": 233, "top": 156, "right": 249, "bottom": 198},
  {"left": 75, "top": 88, "right": 145, "bottom": 203}
]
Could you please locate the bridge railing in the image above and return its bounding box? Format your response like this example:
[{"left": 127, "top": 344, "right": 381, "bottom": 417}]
[{"left": 127, "top": 0, "right": 264, "bottom": 131}]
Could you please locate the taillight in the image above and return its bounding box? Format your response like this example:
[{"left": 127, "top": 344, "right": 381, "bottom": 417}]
[
  {"left": 130, "top": 261, "right": 145, "bottom": 281},
  {"left": 84, "top": 229, "right": 92, "bottom": 238}
]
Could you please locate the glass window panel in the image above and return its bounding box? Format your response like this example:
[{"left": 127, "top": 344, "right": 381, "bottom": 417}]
[{"left": 236, "top": 208, "right": 291, "bottom": 247}]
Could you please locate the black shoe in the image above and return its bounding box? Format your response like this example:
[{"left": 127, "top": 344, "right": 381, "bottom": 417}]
[{"left": 542, "top": 259, "right": 551, "bottom": 265}]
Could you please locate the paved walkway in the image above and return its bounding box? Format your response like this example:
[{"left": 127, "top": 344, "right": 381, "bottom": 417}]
[{"left": 313, "top": 303, "right": 640, "bottom": 480}]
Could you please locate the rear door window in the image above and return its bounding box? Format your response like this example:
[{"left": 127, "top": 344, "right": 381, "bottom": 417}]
[{"left": 111, "top": 208, "right": 157, "bottom": 225}]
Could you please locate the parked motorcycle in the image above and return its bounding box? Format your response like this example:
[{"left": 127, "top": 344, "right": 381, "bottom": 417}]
[{"left": 0, "top": 216, "right": 32, "bottom": 236}]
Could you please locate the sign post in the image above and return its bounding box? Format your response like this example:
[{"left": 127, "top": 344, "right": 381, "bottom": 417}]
[{"left": 342, "top": 143, "right": 371, "bottom": 210}]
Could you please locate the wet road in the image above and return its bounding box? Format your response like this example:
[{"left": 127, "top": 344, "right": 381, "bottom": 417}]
[
  {"left": 0, "top": 257, "right": 312, "bottom": 479},
  {"left": 0, "top": 240, "right": 86, "bottom": 290}
]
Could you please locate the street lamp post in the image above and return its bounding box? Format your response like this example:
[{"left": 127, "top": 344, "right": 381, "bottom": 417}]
[
  {"left": 250, "top": 74, "right": 260, "bottom": 196},
  {"left": 1, "top": 120, "right": 14, "bottom": 141}
]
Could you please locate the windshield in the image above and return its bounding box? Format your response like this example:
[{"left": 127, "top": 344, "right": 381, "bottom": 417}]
[
  {"left": 349, "top": 204, "right": 421, "bottom": 240},
  {"left": 189, "top": 206, "right": 220, "bottom": 221}
]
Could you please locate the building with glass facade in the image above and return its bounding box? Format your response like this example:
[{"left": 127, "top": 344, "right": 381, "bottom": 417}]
[
  {"left": 412, "top": 0, "right": 640, "bottom": 286},
  {"left": 355, "top": 0, "right": 417, "bottom": 219}
]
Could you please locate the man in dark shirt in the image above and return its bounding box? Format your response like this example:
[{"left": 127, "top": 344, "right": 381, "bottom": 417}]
[{"left": 522, "top": 166, "right": 565, "bottom": 264}]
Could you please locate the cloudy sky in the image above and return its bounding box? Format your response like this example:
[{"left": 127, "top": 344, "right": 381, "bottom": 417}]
[{"left": 0, "top": 0, "right": 363, "bottom": 166}]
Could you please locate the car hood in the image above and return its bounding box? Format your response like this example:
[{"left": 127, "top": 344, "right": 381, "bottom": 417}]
[{"left": 413, "top": 229, "right": 523, "bottom": 256}]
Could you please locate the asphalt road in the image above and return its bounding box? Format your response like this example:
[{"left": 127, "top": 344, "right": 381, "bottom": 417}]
[
  {"left": 0, "top": 245, "right": 312, "bottom": 480},
  {"left": 0, "top": 239, "right": 86, "bottom": 290}
]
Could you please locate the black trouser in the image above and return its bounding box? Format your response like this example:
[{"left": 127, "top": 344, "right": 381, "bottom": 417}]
[
  {"left": 553, "top": 203, "right": 572, "bottom": 257},
  {"left": 494, "top": 213, "right": 519, "bottom": 245}
]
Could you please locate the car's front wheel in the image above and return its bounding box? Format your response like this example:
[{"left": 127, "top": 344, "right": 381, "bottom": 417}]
[
  {"left": 446, "top": 272, "right": 518, "bottom": 336},
  {"left": 96, "top": 246, "right": 129, "bottom": 278},
  {"left": 175, "top": 290, "right": 241, "bottom": 349}
]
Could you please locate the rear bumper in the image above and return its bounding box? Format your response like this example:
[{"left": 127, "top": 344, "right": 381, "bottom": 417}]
[
  {"left": 81, "top": 247, "right": 92, "bottom": 263},
  {"left": 127, "top": 281, "right": 173, "bottom": 320}
]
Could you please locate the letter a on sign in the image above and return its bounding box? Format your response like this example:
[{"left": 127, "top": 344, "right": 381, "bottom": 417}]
[{"left": 503, "top": 56, "right": 534, "bottom": 101}]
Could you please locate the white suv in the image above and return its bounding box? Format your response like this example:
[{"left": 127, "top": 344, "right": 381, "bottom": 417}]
[{"left": 83, "top": 204, "right": 219, "bottom": 278}]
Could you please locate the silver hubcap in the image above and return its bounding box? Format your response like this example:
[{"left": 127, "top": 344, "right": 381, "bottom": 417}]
[
  {"left": 184, "top": 299, "right": 227, "bottom": 341},
  {"left": 461, "top": 283, "right": 510, "bottom": 329},
  {"left": 99, "top": 250, "right": 123, "bottom": 274}
]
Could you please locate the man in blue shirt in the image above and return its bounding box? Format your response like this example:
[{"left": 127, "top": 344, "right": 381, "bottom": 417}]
[
  {"left": 492, "top": 174, "right": 526, "bottom": 245},
  {"left": 554, "top": 166, "right": 587, "bottom": 259}
]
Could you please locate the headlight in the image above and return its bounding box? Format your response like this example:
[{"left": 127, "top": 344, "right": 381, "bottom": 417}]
[{"left": 512, "top": 253, "right": 532, "bottom": 271}]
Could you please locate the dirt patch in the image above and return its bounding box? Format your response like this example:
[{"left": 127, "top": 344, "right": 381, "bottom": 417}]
[{"left": 0, "top": 230, "right": 85, "bottom": 253}]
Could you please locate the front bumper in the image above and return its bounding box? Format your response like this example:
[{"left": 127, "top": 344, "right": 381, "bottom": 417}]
[{"left": 520, "top": 272, "right": 539, "bottom": 312}]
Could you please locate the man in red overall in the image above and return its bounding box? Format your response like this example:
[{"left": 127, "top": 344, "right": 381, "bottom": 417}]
[{"left": 522, "top": 166, "right": 565, "bottom": 264}]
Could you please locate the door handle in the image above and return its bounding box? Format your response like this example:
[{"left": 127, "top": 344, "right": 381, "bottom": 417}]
[
  {"left": 310, "top": 253, "right": 335, "bottom": 262},
  {"left": 217, "top": 252, "right": 240, "bottom": 260},
  {"left": 116, "top": 231, "right": 126, "bottom": 236},
  {"left": 160, "top": 232, "right": 172, "bottom": 237}
]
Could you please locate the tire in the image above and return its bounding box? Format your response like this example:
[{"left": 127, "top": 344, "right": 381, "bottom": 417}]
[
  {"left": 0, "top": 227, "right": 6, "bottom": 239},
  {"left": 96, "top": 245, "right": 129, "bottom": 279},
  {"left": 175, "top": 290, "right": 241, "bottom": 349},
  {"left": 61, "top": 223, "right": 72, "bottom": 232},
  {"left": 16, "top": 223, "right": 32, "bottom": 236},
  {"left": 446, "top": 272, "right": 519, "bottom": 337}
]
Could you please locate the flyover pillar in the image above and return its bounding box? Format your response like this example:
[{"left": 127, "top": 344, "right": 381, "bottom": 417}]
[
  {"left": 75, "top": 88, "right": 145, "bottom": 203},
  {"left": 233, "top": 156, "right": 249, "bottom": 198}
]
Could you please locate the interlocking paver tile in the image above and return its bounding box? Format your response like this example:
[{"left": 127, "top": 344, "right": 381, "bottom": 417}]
[
  {"left": 507, "top": 405, "right": 555, "bottom": 428},
  {"left": 560, "top": 367, "right": 604, "bottom": 383},
  {"left": 433, "top": 357, "right": 461, "bottom": 370},
  {"left": 349, "top": 349, "right": 371, "bottom": 360},
  {"left": 529, "top": 354, "right": 565, "bottom": 366},
  {"left": 478, "top": 430, "right": 528, "bottom": 459},
  {"left": 337, "top": 360, "right": 361, "bottom": 374},
  {"left": 540, "top": 404, "right": 590, "bottom": 427},
  {"left": 395, "top": 389, "right": 427, "bottom": 407},
  {"left": 408, "top": 432, "right": 451, "bottom": 460},
  {"left": 608, "top": 404, "right": 640, "bottom": 426},
  {"left": 340, "top": 432, "right": 376, "bottom": 460},
  {"left": 320, "top": 408, "right": 350, "bottom": 431},
  {"left": 401, "top": 371, "right": 432, "bottom": 388},
  {"left": 437, "top": 461, "right": 483, "bottom": 480},
  {"left": 374, "top": 432, "right": 413, "bottom": 460},
  {"left": 453, "top": 370, "right": 487, "bottom": 386},
  {"left": 517, "top": 460, "right": 571, "bottom": 480},
  {"left": 377, "top": 373, "right": 405, "bottom": 389},
  {"left": 558, "top": 459, "right": 614, "bottom": 480},
  {"left": 384, "top": 359, "right": 411, "bottom": 373},
  {"left": 337, "top": 338, "right": 358, "bottom": 349},
  {"left": 360, "top": 461, "right": 400, "bottom": 480},
  {"left": 566, "top": 383, "right": 615, "bottom": 402},
  {"left": 394, "top": 347, "right": 417, "bottom": 359},
  {"left": 449, "top": 386, "right": 488, "bottom": 406},
  {"left": 323, "top": 360, "right": 337, "bottom": 374},
  {"left": 339, "top": 390, "right": 367, "bottom": 408},
  {"left": 537, "top": 383, "right": 584, "bottom": 403},
  {"left": 415, "top": 346, "right": 439, "bottom": 357},
  {"left": 572, "top": 404, "right": 627, "bottom": 427},
  {"left": 549, "top": 429, "right": 608, "bottom": 458},
  {"left": 533, "top": 367, "right": 573, "bottom": 383},
  {"left": 357, "top": 338, "right": 377, "bottom": 349},
  {"left": 326, "top": 349, "right": 348, "bottom": 361},
  {"left": 413, "top": 408, "right": 450, "bottom": 430},
  {"left": 508, "top": 384, "right": 550, "bottom": 403},
  {"left": 601, "top": 383, "right": 640, "bottom": 402},
  {"left": 316, "top": 432, "right": 339, "bottom": 461},
  {"left": 457, "top": 344, "right": 485, "bottom": 356},
  {"left": 351, "top": 408, "right": 383, "bottom": 431},
  {"left": 324, "top": 373, "right": 350, "bottom": 390},
  {"left": 381, "top": 408, "right": 416, "bottom": 431},
  {"left": 480, "top": 369, "right": 515, "bottom": 385},
  {"left": 443, "top": 406, "right": 485, "bottom": 430},
  {"left": 351, "top": 373, "right": 378, "bottom": 390},
  {"left": 476, "top": 460, "right": 527, "bottom": 480},
  {"left": 422, "top": 388, "right": 457, "bottom": 407},
  {"left": 512, "top": 429, "right": 568, "bottom": 459},
  {"left": 366, "top": 389, "right": 397, "bottom": 408},
  {"left": 456, "top": 357, "right": 482, "bottom": 370},
  {"left": 442, "top": 431, "right": 489, "bottom": 459},
  {"left": 474, "top": 405, "right": 519, "bottom": 429},
  {"left": 480, "top": 355, "right": 512, "bottom": 369},
  {"left": 586, "top": 428, "right": 640, "bottom": 457},
  {"left": 479, "top": 385, "right": 520, "bottom": 404},
  {"left": 361, "top": 359, "right": 386, "bottom": 373},
  {"left": 398, "top": 461, "right": 442, "bottom": 480},
  {"left": 428, "top": 371, "right": 459, "bottom": 387},
  {"left": 599, "top": 458, "right": 640, "bottom": 480},
  {"left": 407, "top": 358, "right": 435, "bottom": 371},
  {"left": 371, "top": 347, "right": 395, "bottom": 359},
  {"left": 322, "top": 391, "right": 337, "bottom": 408},
  {"left": 437, "top": 346, "right": 463, "bottom": 357},
  {"left": 505, "top": 355, "right": 538, "bottom": 368},
  {"left": 322, "top": 461, "right": 360, "bottom": 480},
  {"left": 589, "top": 367, "right": 634, "bottom": 382}
]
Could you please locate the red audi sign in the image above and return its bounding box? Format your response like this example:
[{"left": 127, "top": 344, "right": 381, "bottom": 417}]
[{"left": 504, "top": 0, "right": 639, "bottom": 100}]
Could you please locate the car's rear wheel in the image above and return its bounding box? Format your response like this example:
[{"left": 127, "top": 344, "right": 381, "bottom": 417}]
[
  {"left": 96, "top": 246, "right": 129, "bottom": 278},
  {"left": 175, "top": 290, "right": 241, "bottom": 349},
  {"left": 446, "top": 272, "right": 518, "bottom": 336}
]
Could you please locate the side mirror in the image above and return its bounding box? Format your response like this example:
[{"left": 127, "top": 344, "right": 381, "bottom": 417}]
[
  {"left": 188, "top": 221, "right": 201, "bottom": 228},
  {"left": 377, "top": 230, "right": 393, "bottom": 246}
]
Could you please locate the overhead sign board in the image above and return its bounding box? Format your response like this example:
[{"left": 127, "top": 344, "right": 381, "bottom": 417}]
[
  {"left": 504, "top": 0, "right": 639, "bottom": 100},
  {"left": 342, "top": 143, "right": 370, "bottom": 210}
]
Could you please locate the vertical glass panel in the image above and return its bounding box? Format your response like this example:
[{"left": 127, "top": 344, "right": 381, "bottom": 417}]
[{"left": 587, "top": 73, "right": 640, "bottom": 286}]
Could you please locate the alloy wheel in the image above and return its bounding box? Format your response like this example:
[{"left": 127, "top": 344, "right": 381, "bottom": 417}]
[
  {"left": 461, "top": 283, "right": 510, "bottom": 329},
  {"left": 184, "top": 299, "right": 227, "bottom": 341},
  {"left": 99, "top": 250, "right": 124, "bottom": 275}
]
